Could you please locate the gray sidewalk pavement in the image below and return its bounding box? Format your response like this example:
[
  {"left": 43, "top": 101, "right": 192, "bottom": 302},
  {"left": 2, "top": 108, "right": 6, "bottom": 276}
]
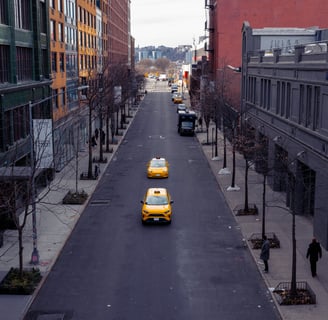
[{"left": 0, "top": 87, "right": 327, "bottom": 320}]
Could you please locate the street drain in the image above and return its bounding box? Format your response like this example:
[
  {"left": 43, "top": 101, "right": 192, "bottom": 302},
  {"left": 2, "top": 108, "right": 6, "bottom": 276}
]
[{"left": 90, "top": 199, "right": 111, "bottom": 206}]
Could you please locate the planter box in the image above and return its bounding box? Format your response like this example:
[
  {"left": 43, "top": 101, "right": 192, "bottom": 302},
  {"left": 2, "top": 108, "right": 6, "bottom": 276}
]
[
  {"left": 0, "top": 268, "right": 42, "bottom": 295},
  {"left": 93, "top": 156, "right": 108, "bottom": 163},
  {"left": 62, "top": 190, "right": 88, "bottom": 205},
  {"left": 80, "top": 172, "right": 98, "bottom": 180},
  {"left": 248, "top": 232, "right": 280, "bottom": 249},
  {"left": 273, "top": 281, "right": 316, "bottom": 305},
  {"left": 236, "top": 204, "right": 258, "bottom": 216}
]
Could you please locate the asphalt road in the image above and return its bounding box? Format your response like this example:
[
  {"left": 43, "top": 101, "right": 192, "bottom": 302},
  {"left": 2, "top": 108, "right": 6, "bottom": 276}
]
[{"left": 24, "top": 81, "right": 280, "bottom": 320}]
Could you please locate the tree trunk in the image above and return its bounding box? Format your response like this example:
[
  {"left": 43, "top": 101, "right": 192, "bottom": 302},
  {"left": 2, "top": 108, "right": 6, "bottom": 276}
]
[
  {"left": 111, "top": 113, "right": 115, "bottom": 144},
  {"left": 99, "top": 110, "right": 104, "bottom": 162},
  {"left": 214, "top": 118, "right": 218, "bottom": 157},
  {"left": 115, "top": 110, "right": 119, "bottom": 135},
  {"left": 231, "top": 141, "right": 236, "bottom": 188},
  {"left": 223, "top": 129, "right": 227, "bottom": 168},
  {"left": 262, "top": 174, "right": 267, "bottom": 239},
  {"left": 291, "top": 207, "right": 297, "bottom": 296},
  {"left": 87, "top": 105, "right": 93, "bottom": 178},
  {"left": 18, "top": 228, "right": 24, "bottom": 278},
  {"left": 244, "top": 160, "right": 249, "bottom": 212},
  {"left": 105, "top": 112, "right": 110, "bottom": 152}
]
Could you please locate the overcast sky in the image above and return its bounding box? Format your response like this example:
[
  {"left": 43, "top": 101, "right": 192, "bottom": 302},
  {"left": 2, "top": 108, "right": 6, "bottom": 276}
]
[{"left": 131, "top": 0, "right": 206, "bottom": 48}]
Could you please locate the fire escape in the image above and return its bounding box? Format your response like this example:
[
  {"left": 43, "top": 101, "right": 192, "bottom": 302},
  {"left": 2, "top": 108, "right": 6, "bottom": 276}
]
[{"left": 205, "top": 0, "right": 215, "bottom": 76}]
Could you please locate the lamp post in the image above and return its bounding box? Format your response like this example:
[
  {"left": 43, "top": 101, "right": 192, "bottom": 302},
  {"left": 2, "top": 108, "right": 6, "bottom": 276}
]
[{"left": 28, "top": 101, "right": 39, "bottom": 265}]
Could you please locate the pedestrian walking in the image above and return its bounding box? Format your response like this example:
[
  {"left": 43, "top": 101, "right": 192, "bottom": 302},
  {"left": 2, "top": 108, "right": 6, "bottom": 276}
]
[
  {"left": 260, "top": 235, "right": 270, "bottom": 273},
  {"left": 91, "top": 135, "right": 97, "bottom": 147},
  {"left": 95, "top": 128, "right": 99, "bottom": 140},
  {"left": 198, "top": 117, "right": 203, "bottom": 130},
  {"left": 306, "top": 238, "right": 322, "bottom": 277}
]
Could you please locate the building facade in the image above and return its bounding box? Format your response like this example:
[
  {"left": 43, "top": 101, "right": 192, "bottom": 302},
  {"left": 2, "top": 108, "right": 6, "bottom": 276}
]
[
  {"left": 109, "top": 0, "right": 130, "bottom": 64},
  {"left": 242, "top": 23, "right": 328, "bottom": 248},
  {"left": 0, "top": 0, "right": 52, "bottom": 167},
  {"left": 0, "top": 0, "right": 132, "bottom": 228},
  {"left": 205, "top": 0, "right": 328, "bottom": 110}
]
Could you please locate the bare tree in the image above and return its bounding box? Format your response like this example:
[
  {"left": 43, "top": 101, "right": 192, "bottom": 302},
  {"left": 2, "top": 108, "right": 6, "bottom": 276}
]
[
  {"left": 0, "top": 111, "right": 58, "bottom": 276},
  {"left": 154, "top": 58, "right": 170, "bottom": 73}
]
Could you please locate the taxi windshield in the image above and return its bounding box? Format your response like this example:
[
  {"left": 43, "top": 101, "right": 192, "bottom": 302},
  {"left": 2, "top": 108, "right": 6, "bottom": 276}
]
[
  {"left": 145, "top": 195, "right": 168, "bottom": 205},
  {"left": 150, "top": 159, "right": 165, "bottom": 167}
]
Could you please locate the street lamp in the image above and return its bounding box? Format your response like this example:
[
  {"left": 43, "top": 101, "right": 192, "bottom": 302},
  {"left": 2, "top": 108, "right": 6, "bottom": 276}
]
[{"left": 29, "top": 101, "right": 39, "bottom": 265}]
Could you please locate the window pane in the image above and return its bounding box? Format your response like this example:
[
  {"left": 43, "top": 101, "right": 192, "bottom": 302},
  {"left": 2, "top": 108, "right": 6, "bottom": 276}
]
[
  {"left": 0, "top": 45, "right": 10, "bottom": 83},
  {"left": 16, "top": 46, "right": 32, "bottom": 81}
]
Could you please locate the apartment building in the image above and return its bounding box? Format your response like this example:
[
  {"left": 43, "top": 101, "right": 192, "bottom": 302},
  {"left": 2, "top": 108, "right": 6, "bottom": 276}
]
[
  {"left": 0, "top": 0, "right": 52, "bottom": 167},
  {"left": 242, "top": 23, "right": 328, "bottom": 248},
  {"left": 0, "top": 0, "right": 52, "bottom": 227},
  {"left": 109, "top": 0, "right": 130, "bottom": 64}
]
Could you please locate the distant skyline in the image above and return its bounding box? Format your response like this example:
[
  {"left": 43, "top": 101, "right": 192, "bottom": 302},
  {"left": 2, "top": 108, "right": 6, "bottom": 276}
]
[{"left": 131, "top": 0, "right": 206, "bottom": 48}]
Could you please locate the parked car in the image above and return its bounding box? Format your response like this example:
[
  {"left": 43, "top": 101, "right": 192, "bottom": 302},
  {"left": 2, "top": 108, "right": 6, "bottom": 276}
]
[{"left": 177, "top": 104, "right": 186, "bottom": 113}]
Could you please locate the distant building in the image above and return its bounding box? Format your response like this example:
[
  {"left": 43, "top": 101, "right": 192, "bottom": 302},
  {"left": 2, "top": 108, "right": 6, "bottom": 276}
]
[{"left": 152, "top": 50, "right": 162, "bottom": 60}]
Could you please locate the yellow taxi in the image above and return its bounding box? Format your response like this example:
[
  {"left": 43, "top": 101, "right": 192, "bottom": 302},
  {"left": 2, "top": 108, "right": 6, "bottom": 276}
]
[
  {"left": 173, "top": 94, "right": 183, "bottom": 104},
  {"left": 141, "top": 188, "right": 173, "bottom": 224},
  {"left": 147, "top": 157, "right": 169, "bottom": 178}
]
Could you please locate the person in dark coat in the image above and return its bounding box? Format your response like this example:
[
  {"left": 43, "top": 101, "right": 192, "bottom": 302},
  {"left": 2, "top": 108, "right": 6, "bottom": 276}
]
[
  {"left": 260, "top": 235, "right": 270, "bottom": 272},
  {"left": 91, "top": 135, "right": 97, "bottom": 147},
  {"left": 95, "top": 128, "right": 99, "bottom": 140},
  {"left": 306, "top": 238, "right": 322, "bottom": 277}
]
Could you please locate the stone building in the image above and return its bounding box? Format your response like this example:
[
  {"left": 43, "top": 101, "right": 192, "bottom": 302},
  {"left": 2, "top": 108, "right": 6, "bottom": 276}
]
[{"left": 241, "top": 22, "right": 328, "bottom": 248}]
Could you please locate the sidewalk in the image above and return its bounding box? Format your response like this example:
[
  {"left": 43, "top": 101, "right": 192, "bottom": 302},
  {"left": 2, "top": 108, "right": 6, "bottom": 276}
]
[{"left": 196, "top": 124, "right": 328, "bottom": 320}]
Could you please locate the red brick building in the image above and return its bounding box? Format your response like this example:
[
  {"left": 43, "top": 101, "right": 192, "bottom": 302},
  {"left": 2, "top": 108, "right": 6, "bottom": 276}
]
[
  {"left": 206, "top": 0, "right": 328, "bottom": 108},
  {"left": 109, "top": 0, "right": 130, "bottom": 64}
]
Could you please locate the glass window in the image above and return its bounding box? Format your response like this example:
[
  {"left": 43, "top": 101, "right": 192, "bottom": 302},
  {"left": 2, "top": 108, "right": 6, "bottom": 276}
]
[
  {"left": 0, "top": 45, "right": 10, "bottom": 83},
  {"left": 58, "top": 22, "right": 63, "bottom": 42},
  {"left": 51, "top": 52, "right": 57, "bottom": 72},
  {"left": 50, "top": 20, "right": 56, "bottom": 41},
  {"left": 0, "top": 0, "right": 8, "bottom": 24},
  {"left": 145, "top": 196, "right": 168, "bottom": 205},
  {"left": 16, "top": 46, "right": 32, "bottom": 81},
  {"left": 52, "top": 89, "right": 58, "bottom": 109},
  {"left": 14, "top": 0, "right": 31, "bottom": 30},
  {"left": 40, "top": 1, "right": 47, "bottom": 33},
  {"left": 58, "top": 0, "right": 63, "bottom": 12},
  {"left": 59, "top": 53, "right": 65, "bottom": 72}
]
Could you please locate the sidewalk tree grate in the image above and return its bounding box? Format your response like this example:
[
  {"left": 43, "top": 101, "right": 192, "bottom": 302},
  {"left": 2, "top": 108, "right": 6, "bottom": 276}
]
[
  {"left": 273, "top": 281, "right": 316, "bottom": 305},
  {"left": 234, "top": 203, "right": 259, "bottom": 216},
  {"left": 90, "top": 199, "right": 111, "bottom": 206},
  {"left": 62, "top": 190, "right": 88, "bottom": 205},
  {"left": 248, "top": 232, "right": 281, "bottom": 249}
]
